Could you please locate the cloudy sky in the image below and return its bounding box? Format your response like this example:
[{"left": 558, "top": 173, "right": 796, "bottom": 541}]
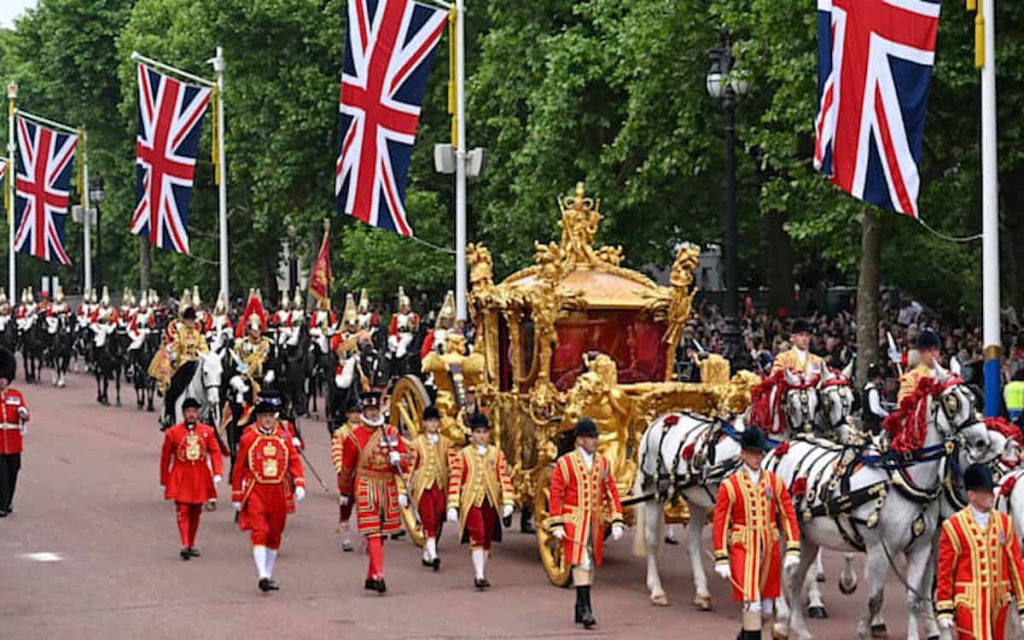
[{"left": 0, "top": 0, "right": 37, "bottom": 30}]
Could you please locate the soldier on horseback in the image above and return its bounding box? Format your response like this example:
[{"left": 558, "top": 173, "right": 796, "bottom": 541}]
[
  {"left": 771, "top": 317, "right": 825, "bottom": 379},
  {"left": 154, "top": 298, "right": 209, "bottom": 429},
  {"left": 329, "top": 294, "right": 367, "bottom": 421},
  {"left": 420, "top": 290, "right": 457, "bottom": 359},
  {"left": 356, "top": 288, "right": 379, "bottom": 340},
  {"left": 205, "top": 291, "right": 233, "bottom": 346},
  {"left": 387, "top": 286, "right": 418, "bottom": 363}
]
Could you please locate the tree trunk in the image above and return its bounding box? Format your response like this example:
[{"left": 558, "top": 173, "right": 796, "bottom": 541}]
[
  {"left": 139, "top": 237, "right": 151, "bottom": 292},
  {"left": 855, "top": 210, "right": 882, "bottom": 384},
  {"left": 764, "top": 210, "right": 795, "bottom": 316}
]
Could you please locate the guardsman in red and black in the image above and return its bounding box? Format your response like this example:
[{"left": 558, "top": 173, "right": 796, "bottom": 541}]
[
  {"left": 446, "top": 412, "right": 514, "bottom": 590},
  {"left": 409, "top": 405, "right": 450, "bottom": 570},
  {"left": 547, "top": 417, "right": 625, "bottom": 629},
  {"left": 231, "top": 395, "right": 306, "bottom": 592},
  {"left": 160, "top": 397, "right": 223, "bottom": 560},
  {"left": 712, "top": 427, "right": 800, "bottom": 640},
  {"left": 937, "top": 463, "right": 1024, "bottom": 639},
  {"left": 0, "top": 347, "right": 29, "bottom": 517},
  {"left": 337, "top": 390, "right": 409, "bottom": 594},
  {"left": 331, "top": 397, "right": 362, "bottom": 552}
]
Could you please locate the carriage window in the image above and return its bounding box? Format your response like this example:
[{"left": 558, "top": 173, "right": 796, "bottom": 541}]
[{"left": 551, "top": 310, "right": 667, "bottom": 391}]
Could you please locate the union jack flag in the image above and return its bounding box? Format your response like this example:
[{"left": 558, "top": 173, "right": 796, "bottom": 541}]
[
  {"left": 13, "top": 116, "right": 77, "bottom": 265},
  {"left": 335, "top": 0, "right": 449, "bottom": 237},
  {"left": 814, "top": 0, "right": 941, "bottom": 219},
  {"left": 132, "top": 64, "right": 212, "bottom": 254}
]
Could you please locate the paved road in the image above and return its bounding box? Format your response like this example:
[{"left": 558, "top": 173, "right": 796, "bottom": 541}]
[{"left": 0, "top": 368, "right": 917, "bottom": 639}]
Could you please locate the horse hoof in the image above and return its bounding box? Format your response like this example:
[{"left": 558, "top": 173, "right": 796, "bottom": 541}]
[
  {"left": 870, "top": 623, "right": 887, "bottom": 638},
  {"left": 838, "top": 579, "right": 857, "bottom": 595},
  {"left": 692, "top": 593, "right": 711, "bottom": 611},
  {"left": 650, "top": 593, "right": 669, "bottom": 607},
  {"left": 815, "top": 572, "right": 825, "bottom": 583},
  {"left": 771, "top": 627, "right": 789, "bottom": 640},
  {"left": 808, "top": 606, "right": 828, "bottom": 619}
]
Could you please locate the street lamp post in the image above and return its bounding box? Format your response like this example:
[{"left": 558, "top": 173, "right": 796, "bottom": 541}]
[
  {"left": 89, "top": 178, "right": 105, "bottom": 290},
  {"left": 707, "top": 35, "right": 751, "bottom": 372}
]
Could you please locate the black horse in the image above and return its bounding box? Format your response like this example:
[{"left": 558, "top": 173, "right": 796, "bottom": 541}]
[
  {"left": 93, "top": 325, "right": 127, "bottom": 405},
  {"left": 48, "top": 316, "right": 74, "bottom": 387},
  {"left": 21, "top": 319, "right": 46, "bottom": 383},
  {"left": 129, "top": 330, "right": 160, "bottom": 411},
  {"left": 280, "top": 323, "right": 312, "bottom": 417}
]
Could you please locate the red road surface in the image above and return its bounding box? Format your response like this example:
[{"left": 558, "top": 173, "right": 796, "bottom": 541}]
[{"left": 0, "top": 369, "right": 916, "bottom": 639}]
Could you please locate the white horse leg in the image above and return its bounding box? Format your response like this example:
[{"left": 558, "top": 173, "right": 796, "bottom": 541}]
[
  {"left": 839, "top": 552, "right": 858, "bottom": 595},
  {"left": 785, "top": 540, "right": 819, "bottom": 640},
  {"left": 858, "top": 545, "right": 888, "bottom": 640},
  {"left": 643, "top": 501, "right": 669, "bottom": 606},
  {"left": 774, "top": 593, "right": 791, "bottom": 640},
  {"left": 917, "top": 556, "right": 939, "bottom": 640},
  {"left": 686, "top": 505, "right": 711, "bottom": 611},
  {"left": 902, "top": 545, "right": 931, "bottom": 640},
  {"left": 805, "top": 563, "right": 828, "bottom": 618},
  {"left": 814, "top": 548, "right": 826, "bottom": 582}
]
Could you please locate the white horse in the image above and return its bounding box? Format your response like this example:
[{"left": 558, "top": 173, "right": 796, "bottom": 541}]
[
  {"left": 632, "top": 368, "right": 821, "bottom": 609},
  {"left": 773, "top": 377, "right": 990, "bottom": 640},
  {"left": 168, "top": 351, "right": 224, "bottom": 428}
]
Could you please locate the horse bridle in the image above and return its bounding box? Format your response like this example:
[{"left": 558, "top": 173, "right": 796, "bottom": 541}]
[{"left": 818, "top": 381, "right": 853, "bottom": 431}]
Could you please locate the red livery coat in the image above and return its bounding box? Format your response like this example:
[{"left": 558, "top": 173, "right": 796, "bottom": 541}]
[
  {"left": 547, "top": 449, "right": 624, "bottom": 567},
  {"left": 712, "top": 468, "right": 800, "bottom": 602},
  {"left": 231, "top": 424, "right": 305, "bottom": 533},
  {"left": 0, "top": 389, "right": 29, "bottom": 455},
  {"left": 936, "top": 507, "right": 1024, "bottom": 640},
  {"left": 160, "top": 423, "right": 223, "bottom": 504}
]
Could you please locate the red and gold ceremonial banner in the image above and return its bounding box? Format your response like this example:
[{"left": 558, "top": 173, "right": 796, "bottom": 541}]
[{"left": 309, "top": 219, "right": 332, "bottom": 305}]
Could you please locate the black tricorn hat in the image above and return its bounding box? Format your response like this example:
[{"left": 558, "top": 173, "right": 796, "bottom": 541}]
[
  {"left": 964, "top": 463, "right": 995, "bottom": 492},
  {"left": 423, "top": 405, "right": 441, "bottom": 421},
  {"left": 574, "top": 417, "right": 598, "bottom": 438},
  {"left": 181, "top": 397, "right": 202, "bottom": 411},
  {"left": 468, "top": 412, "right": 490, "bottom": 431},
  {"left": 916, "top": 329, "right": 941, "bottom": 350},
  {"left": 740, "top": 426, "right": 771, "bottom": 452},
  {"left": 0, "top": 346, "right": 16, "bottom": 381},
  {"left": 790, "top": 318, "right": 813, "bottom": 335}
]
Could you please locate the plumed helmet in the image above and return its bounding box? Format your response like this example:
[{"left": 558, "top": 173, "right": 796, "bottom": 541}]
[
  {"left": 214, "top": 291, "right": 228, "bottom": 315},
  {"left": 740, "top": 426, "right": 771, "bottom": 452},
  {"left": 964, "top": 463, "right": 995, "bottom": 492},
  {"left": 279, "top": 292, "right": 291, "bottom": 311},
  {"left": 25, "top": 287, "right": 34, "bottom": 304},
  {"left": 178, "top": 288, "right": 193, "bottom": 317},
  {"left": 422, "top": 405, "right": 441, "bottom": 421},
  {"left": 397, "top": 286, "right": 410, "bottom": 310},
  {"left": 100, "top": 286, "right": 110, "bottom": 306},
  {"left": 235, "top": 289, "right": 268, "bottom": 339},
  {"left": 916, "top": 328, "right": 941, "bottom": 351},
  {"left": 0, "top": 346, "right": 16, "bottom": 381},
  {"left": 292, "top": 289, "right": 303, "bottom": 311},
  {"left": 54, "top": 286, "right": 64, "bottom": 304},
  {"left": 435, "top": 290, "right": 456, "bottom": 330},
  {"left": 468, "top": 412, "right": 490, "bottom": 431},
  {"left": 358, "top": 288, "right": 370, "bottom": 314},
  {"left": 192, "top": 286, "right": 201, "bottom": 308},
  {"left": 0, "top": 288, "right": 8, "bottom": 306},
  {"left": 574, "top": 416, "right": 598, "bottom": 438},
  {"left": 790, "top": 317, "right": 812, "bottom": 335},
  {"left": 342, "top": 293, "right": 358, "bottom": 327}
]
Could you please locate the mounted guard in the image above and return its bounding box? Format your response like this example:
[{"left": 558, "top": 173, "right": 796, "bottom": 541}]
[
  {"left": 420, "top": 290, "right": 457, "bottom": 359},
  {"left": 152, "top": 296, "right": 210, "bottom": 429},
  {"left": 387, "top": 287, "right": 418, "bottom": 362}
]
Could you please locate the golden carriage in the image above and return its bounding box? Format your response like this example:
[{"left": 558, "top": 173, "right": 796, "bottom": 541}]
[{"left": 389, "top": 183, "right": 757, "bottom": 585}]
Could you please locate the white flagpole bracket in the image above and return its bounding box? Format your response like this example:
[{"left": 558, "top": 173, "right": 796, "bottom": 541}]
[
  {"left": 12, "top": 110, "right": 79, "bottom": 135},
  {"left": 131, "top": 51, "right": 216, "bottom": 87}
]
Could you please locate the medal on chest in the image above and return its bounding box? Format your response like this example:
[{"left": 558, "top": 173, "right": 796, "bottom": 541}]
[{"left": 184, "top": 432, "right": 202, "bottom": 461}]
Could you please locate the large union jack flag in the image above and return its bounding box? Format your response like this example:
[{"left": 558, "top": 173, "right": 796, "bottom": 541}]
[
  {"left": 132, "top": 64, "right": 212, "bottom": 254},
  {"left": 335, "top": 0, "right": 448, "bottom": 237},
  {"left": 13, "top": 116, "right": 77, "bottom": 265},
  {"left": 814, "top": 0, "right": 940, "bottom": 219}
]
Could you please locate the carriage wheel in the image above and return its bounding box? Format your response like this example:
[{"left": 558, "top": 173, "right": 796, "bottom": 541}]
[
  {"left": 388, "top": 375, "right": 430, "bottom": 438},
  {"left": 534, "top": 466, "right": 571, "bottom": 587},
  {"left": 389, "top": 375, "right": 430, "bottom": 548}
]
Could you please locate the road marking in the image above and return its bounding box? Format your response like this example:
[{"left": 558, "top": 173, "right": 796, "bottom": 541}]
[{"left": 22, "top": 552, "right": 63, "bottom": 562}]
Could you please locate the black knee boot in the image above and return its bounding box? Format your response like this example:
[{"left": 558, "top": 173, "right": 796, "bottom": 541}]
[{"left": 577, "top": 585, "right": 595, "bottom": 629}]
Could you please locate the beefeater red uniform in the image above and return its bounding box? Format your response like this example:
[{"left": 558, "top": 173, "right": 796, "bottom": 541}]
[
  {"left": 936, "top": 507, "right": 1024, "bottom": 639},
  {"left": 160, "top": 422, "right": 223, "bottom": 549},
  {"left": 547, "top": 449, "right": 624, "bottom": 568},
  {"left": 712, "top": 467, "right": 800, "bottom": 602},
  {"left": 231, "top": 422, "right": 305, "bottom": 550}
]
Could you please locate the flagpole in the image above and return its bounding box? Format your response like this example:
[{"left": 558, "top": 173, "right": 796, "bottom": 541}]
[
  {"left": 454, "top": 0, "right": 467, "bottom": 321},
  {"left": 7, "top": 83, "right": 16, "bottom": 299},
  {"left": 81, "top": 129, "right": 92, "bottom": 292},
  {"left": 980, "top": 0, "right": 1000, "bottom": 417},
  {"left": 211, "top": 47, "right": 229, "bottom": 299}
]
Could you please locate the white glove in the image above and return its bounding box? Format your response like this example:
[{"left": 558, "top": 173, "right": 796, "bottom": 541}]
[
  {"left": 447, "top": 508, "right": 459, "bottom": 523},
  {"left": 294, "top": 486, "right": 306, "bottom": 502},
  {"left": 388, "top": 450, "right": 402, "bottom": 466},
  {"left": 611, "top": 524, "right": 624, "bottom": 541},
  {"left": 937, "top": 618, "right": 953, "bottom": 631},
  {"left": 17, "top": 407, "right": 28, "bottom": 421},
  {"left": 232, "top": 501, "right": 242, "bottom": 512},
  {"left": 212, "top": 475, "right": 222, "bottom": 485},
  {"left": 715, "top": 563, "right": 731, "bottom": 581},
  {"left": 398, "top": 494, "right": 409, "bottom": 509},
  {"left": 552, "top": 528, "right": 566, "bottom": 540},
  {"left": 784, "top": 554, "right": 800, "bottom": 571},
  {"left": 292, "top": 437, "right": 302, "bottom": 449},
  {"left": 339, "top": 494, "right": 350, "bottom": 506},
  {"left": 502, "top": 504, "right": 514, "bottom": 519}
]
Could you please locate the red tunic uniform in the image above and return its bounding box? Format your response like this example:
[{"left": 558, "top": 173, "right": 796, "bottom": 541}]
[
  {"left": 338, "top": 423, "right": 408, "bottom": 538},
  {"left": 0, "top": 389, "right": 29, "bottom": 455},
  {"left": 160, "top": 423, "right": 223, "bottom": 504},
  {"left": 712, "top": 468, "right": 800, "bottom": 602},
  {"left": 547, "top": 449, "right": 624, "bottom": 567},
  {"left": 936, "top": 508, "right": 1024, "bottom": 639},
  {"left": 447, "top": 444, "right": 514, "bottom": 549},
  {"left": 231, "top": 424, "right": 305, "bottom": 550}
]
